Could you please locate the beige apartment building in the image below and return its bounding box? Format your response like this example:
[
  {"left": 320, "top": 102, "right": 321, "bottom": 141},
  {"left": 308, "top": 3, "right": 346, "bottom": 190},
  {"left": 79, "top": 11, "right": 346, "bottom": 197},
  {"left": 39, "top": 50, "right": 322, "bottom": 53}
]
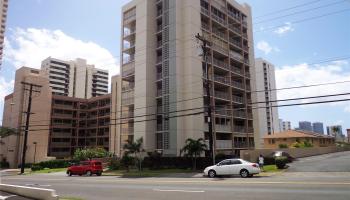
[
  {"left": 0, "top": 0, "right": 9, "bottom": 66},
  {"left": 41, "top": 57, "right": 109, "bottom": 98},
  {"left": 1, "top": 66, "right": 111, "bottom": 167},
  {"left": 112, "top": 0, "right": 255, "bottom": 157},
  {"left": 252, "top": 58, "right": 280, "bottom": 148},
  {"left": 1, "top": 67, "right": 53, "bottom": 168}
]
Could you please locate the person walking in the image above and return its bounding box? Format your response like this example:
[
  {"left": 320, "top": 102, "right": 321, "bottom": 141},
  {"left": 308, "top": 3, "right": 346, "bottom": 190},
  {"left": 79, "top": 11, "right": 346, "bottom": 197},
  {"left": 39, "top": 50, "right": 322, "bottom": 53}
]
[{"left": 258, "top": 154, "right": 264, "bottom": 171}]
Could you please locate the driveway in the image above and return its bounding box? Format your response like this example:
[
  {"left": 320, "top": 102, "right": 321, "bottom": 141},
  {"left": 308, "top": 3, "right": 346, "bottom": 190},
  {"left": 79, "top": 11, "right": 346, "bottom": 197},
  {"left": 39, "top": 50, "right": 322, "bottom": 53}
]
[{"left": 287, "top": 151, "right": 350, "bottom": 172}]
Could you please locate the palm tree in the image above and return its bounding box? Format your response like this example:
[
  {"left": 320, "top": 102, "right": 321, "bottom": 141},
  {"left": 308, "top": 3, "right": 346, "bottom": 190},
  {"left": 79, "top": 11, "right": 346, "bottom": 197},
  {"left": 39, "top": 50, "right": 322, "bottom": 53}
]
[
  {"left": 123, "top": 137, "right": 144, "bottom": 171},
  {"left": 181, "top": 138, "right": 207, "bottom": 170}
]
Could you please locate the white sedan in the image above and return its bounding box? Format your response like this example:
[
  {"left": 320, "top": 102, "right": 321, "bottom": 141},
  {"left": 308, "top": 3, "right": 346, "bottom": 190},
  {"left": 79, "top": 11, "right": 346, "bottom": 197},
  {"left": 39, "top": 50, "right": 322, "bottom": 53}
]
[{"left": 204, "top": 159, "right": 260, "bottom": 178}]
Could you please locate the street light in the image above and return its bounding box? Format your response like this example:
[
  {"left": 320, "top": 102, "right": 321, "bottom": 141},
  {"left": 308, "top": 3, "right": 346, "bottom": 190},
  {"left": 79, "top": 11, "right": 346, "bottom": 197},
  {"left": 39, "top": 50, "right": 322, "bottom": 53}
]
[{"left": 33, "top": 142, "right": 37, "bottom": 163}]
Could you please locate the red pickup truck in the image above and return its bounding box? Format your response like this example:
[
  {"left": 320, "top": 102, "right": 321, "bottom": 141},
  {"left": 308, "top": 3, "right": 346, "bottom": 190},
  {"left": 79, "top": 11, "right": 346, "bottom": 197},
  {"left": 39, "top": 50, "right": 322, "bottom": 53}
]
[{"left": 67, "top": 160, "right": 103, "bottom": 176}]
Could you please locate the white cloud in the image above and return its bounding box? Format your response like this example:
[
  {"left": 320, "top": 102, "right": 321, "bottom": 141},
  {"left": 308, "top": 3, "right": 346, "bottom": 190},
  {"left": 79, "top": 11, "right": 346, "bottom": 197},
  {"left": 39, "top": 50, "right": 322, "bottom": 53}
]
[
  {"left": 274, "top": 22, "right": 294, "bottom": 35},
  {"left": 4, "top": 28, "right": 119, "bottom": 87},
  {"left": 256, "top": 41, "right": 280, "bottom": 55},
  {"left": 275, "top": 61, "right": 350, "bottom": 113}
]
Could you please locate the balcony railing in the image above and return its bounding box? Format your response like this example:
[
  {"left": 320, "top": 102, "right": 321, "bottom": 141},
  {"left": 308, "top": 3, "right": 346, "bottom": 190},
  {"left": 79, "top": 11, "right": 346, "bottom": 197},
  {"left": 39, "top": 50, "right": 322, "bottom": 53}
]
[
  {"left": 206, "top": 140, "right": 233, "bottom": 149},
  {"left": 157, "top": 24, "right": 162, "bottom": 32},
  {"left": 244, "top": 59, "right": 250, "bottom": 65},
  {"left": 212, "top": 43, "right": 228, "bottom": 55},
  {"left": 157, "top": 89, "right": 163, "bottom": 97},
  {"left": 211, "top": 0, "right": 226, "bottom": 12},
  {"left": 234, "top": 142, "right": 248, "bottom": 148},
  {"left": 122, "top": 83, "right": 135, "bottom": 91},
  {"left": 230, "top": 38, "right": 241, "bottom": 48},
  {"left": 122, "top": 68, "right": 135, "bottom": 77},
  {"left": 232, "top": 96, "right": 244, "bottom": 104},
  {"left": 213, "top": 58, "right": 229, "bottom": 70},
  {"left": 212, "top": 29, "right": 226, "bottom": 40},
  {"left": 234, "top": 126, "right": 245, "bottom": 133},
  {"left": 230, "top": 51, "right": 243, "bottom": 62},
  {"left": 211, "top": 14, "right": 226, "bottom": 25},
  {"left": 228, "top": 24, "right": 241, "bottom": 35},
  {"left": 214, "top": 75, "right": 230, "bottom": 85},
  {"left": 232, "top": 81, "right": 244, "bottom": 89},
  {"left": 156, "top": 73, "right": 162, "bottom": 80},
  {"left": 157, "top": 40, "right": 163, "bottom": 48},
  {"left": 214, "top": 91, "right": 230, "bottom": 100},
  {"left": 233, "top": 111, "right": 246, "bottom": 118},
  {"left": 157, "top": 124, "right": 163, "bottom": 131},
  {"left": 215, "top": 108, "right": 231, "bottom": 116},
  {"left": 201, "top": 7, "right": 210, "bottom": 16},
  {"left": 156, "top": 56, "right": 162, "bottom": 64},
  {"left": 231, "top": 66, "right": 244, "bottom": 75},
  {"left": 201, "top": 23, "right": 210, "bottom": 31},
  {"left": 228, "top": 11, "right": 241, "bottom": 22}
]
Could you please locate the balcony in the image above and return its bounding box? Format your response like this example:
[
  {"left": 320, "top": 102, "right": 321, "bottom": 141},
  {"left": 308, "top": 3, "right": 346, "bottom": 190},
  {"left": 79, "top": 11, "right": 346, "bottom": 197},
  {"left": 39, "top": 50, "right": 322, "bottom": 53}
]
[
  {"left": 230, "top": 51, "right": 243, "bottom": 62},
  {"left": 234, "top": 126, "right": 245, "bottom": 133},
  {"left": 123, "top": 55, "right": 135, "bottom": 64},
  {"left": 232, "top": 81, "right": 244, "bottom": 89},
  {"left": 215, "top": 124, "right": 231, "bottom": 132},
  {"left": 231, "top": 66, "right": 244, "bottom": 76},
  {"left": 213, "top": 58, "right": 229, "bottom": 70},
  {"left": 233, "top": 111, "right": 246, "bottom": 118},
  {"left": 122, "top": 83, "right": 135, "bottom": 91},
  {"left": 156, "top": 72, "right": 162, "bottom": 80},
  {"left": 211, "top": 14, "right": 226, "bottom": 25},
  {"left": 124, "top": 15, "right": 136, "bottom": 25},
  {"left": 228, "top": 11, "right": 241, "bottom": 22},
  {"left": 156, "top": 56, "right": 162, "bottom": 64},
  {"left": 123, "top": 29, "right": 136, "bottom": 38},
  {"left": 201, "top": 23, "right": 210, "bottom": 31},
  {"left": 157, "top": 24, "right": 162, "bottom": 32},
  {"left": 201, "top": 7, "right": 210, "bottom": 16},
  {"left": 157, "top": 40, "right": 163, "bottom": 48},
  {"left": 228, "top": 24, "right": 241, "bottom": 35},
  {"left": 212, "top": 43, "right": 228, "bottom": 55},
  {"left": 214, "top": 91, "right": 230, "bottom": 100},
  {"left": 122, "top": 68, "right": 135, "bottom": 77},
  {"left": 157, "top": 89, "right": 163, "bottom": 97},
  {"left": 214, "top": 108, "right": 231, "bottom": 116},
  {"left": 157, "top": 124, "right": 163, "bottom": 131},
  {"left": 230, "top": 38, "right": 241, "bottom": 48},
  {"left": 232, "top": 95, "right": 244, "bottom": 104},
  {"left": 243, "top": 45, "right": 249, "bottom": 52},
  {"left": 234, "top": 142, "right": 248, "bottom": 148},
  {"left": 206, "top": 140, "right": 233, "bottom": 150},
  {"left": 244, "top": 59, "right": 250, "bottom": 65},
  {"left": 211, "top": 0, "right": 226, "bottom": 12},
  {"left": 214, "top": 75, "right": 230, "bottom": 85},
  {"left": 212, "top": 29, "right": 226, "bottom": 40}
]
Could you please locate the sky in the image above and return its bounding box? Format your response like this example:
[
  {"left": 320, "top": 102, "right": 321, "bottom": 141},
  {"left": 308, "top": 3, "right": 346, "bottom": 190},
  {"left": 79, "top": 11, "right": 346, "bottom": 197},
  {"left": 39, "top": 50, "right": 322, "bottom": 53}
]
[{"left": 0, "top": 0, "right": 349, "bottom": 135}]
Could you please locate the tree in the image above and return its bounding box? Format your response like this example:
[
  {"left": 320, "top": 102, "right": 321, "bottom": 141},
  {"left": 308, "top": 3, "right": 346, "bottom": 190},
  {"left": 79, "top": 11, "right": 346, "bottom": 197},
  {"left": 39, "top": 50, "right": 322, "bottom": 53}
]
[
  {"left": 181, "top": 138, "right": 207, "bottom": 170},
  {"left": 332, "top": 126, "right": 340, "bottom": 142},
  {"left": 73, "top": 147, "right": 111, "bottom": 161},
  {"left": 123, "top": 137, "right": 144, "bottom": 171},
  {"left": 0, "top": 127, "right": 17, "bottom": 137}
]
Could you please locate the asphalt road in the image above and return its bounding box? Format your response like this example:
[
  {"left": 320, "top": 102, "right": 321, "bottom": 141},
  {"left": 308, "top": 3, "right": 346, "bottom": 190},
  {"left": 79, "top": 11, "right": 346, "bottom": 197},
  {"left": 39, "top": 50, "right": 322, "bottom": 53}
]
[
  {"left": 288, "top": 151, "right": 350, "bottom": 172},
  {"left": 1, "top": 151, "right": 350, "bottom": 200}
]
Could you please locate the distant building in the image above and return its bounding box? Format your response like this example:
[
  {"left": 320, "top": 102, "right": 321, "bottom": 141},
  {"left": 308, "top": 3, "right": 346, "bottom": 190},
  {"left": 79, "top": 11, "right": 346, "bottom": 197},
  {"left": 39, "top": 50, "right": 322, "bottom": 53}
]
[
  {"left": 0, "top": 0, "right": 9, "bottom": 66},
  {"left": 279, "top": 119, "right": 283, "bottom": 132},
  {"left": 41, "top": 57, "right": 109, "bottom": 98},
  {"left": 312, "top": 122, "right": 324, "bottom": 134},
  {"left": 281, "top": 121, "right": 291, "bottom": 131},
  {"left": 299, "top": 121, "right": 313, "bottom": 132},
  {"left": 327, "top": 125, "right": 344, "bottom": 142},
  {"left": 347, "top": 129, "right": 350, "bottom": 143},
  {"left": 252, "top": 58, "right": 280, "bottom": 148},
  {"left": 263, "top": 130, "right": 335, "bottom": 149}
]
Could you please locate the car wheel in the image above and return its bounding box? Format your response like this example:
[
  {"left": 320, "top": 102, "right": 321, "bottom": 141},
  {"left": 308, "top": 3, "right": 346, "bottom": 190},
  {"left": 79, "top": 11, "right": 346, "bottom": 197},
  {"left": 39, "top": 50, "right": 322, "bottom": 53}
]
[
  {"left": 67, "top": 171, "right": 72, "bottom": 176},
  {"left": 86, "top": 170, "right": 92, "bottom": 176},
  {"left": 208, "top": 170, "right": 216, "bottom": 178},
  {"left": 96, "top": 172, "right": 102, "bottom": 176},
  {"left": 240, "top": 169, "right": 249, "bottom": 178}
]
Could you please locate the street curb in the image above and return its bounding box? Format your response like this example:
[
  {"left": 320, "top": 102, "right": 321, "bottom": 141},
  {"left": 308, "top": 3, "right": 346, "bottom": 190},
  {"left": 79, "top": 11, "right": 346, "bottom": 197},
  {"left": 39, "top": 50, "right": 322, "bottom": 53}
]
[{"left": 0, "top": 184, "right": 59, "bottom": 200}]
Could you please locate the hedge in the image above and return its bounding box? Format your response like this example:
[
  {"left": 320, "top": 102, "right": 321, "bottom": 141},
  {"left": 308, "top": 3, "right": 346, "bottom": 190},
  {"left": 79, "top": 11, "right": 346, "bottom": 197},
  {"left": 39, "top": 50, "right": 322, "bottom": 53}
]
[{"left": 31, "top": 159, "right": 77, "bottom": 171}]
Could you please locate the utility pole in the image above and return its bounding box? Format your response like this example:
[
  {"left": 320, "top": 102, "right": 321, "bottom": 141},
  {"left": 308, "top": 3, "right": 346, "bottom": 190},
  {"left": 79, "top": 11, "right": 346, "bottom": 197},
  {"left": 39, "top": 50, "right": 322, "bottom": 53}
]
[
  {"left": 20, "top": 82, "right": 41, "bottom": 174},
  {"left": 196, "top": 33, "right": 215, "bottom": 165}
]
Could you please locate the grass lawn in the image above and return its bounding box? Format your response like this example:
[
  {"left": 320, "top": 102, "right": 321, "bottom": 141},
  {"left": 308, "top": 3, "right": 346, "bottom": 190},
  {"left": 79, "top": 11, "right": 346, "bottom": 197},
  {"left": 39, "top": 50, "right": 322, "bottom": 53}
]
[
  {"left": 103, "top": 168, "right": 196, "bottom": 177},
  {"left": 30, "top": 168, "right": 67, "bottom": 174},
  {"left": 261, "top": 165, "right": 284, "bottom": 173}
]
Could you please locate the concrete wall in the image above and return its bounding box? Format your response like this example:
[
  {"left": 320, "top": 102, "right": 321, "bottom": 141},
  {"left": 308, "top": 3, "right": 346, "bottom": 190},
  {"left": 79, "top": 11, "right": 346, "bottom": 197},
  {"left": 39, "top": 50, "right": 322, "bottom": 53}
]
[{"left": 240, "top": 146, "right": 350, "bottom": 163}]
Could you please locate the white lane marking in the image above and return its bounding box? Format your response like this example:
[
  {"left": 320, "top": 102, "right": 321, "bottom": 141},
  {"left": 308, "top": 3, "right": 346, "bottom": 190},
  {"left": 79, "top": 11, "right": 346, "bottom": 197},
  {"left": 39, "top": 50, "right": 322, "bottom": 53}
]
[
  {"left": 153, "top": 189, "right": 205, "bottom": 193},
  {"left": 0, "top": 195, "right": 17, "bottom": 200}
]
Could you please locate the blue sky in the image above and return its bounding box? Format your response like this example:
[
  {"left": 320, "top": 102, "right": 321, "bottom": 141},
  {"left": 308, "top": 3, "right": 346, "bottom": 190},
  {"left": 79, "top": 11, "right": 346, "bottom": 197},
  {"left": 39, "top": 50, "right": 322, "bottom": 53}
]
[{"left": 1, "top": 0, "right": 350, "bottom": 135}]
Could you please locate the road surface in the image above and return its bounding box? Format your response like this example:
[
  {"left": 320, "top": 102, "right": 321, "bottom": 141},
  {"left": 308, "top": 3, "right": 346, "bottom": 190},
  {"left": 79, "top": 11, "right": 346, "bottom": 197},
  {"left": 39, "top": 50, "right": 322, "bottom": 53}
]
[{"left": 1, "top": 151, "right": 349, "bottom": 200}]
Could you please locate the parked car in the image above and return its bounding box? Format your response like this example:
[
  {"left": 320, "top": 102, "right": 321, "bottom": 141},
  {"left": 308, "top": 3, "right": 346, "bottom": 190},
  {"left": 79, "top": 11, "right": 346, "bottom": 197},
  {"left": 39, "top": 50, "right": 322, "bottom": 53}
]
[
  {"left": 268, "top": 151, "right": 294, "bottom": 163},
  {"left": 67, "top": 160, "right": 103, "bottom": 176},
  {"left": 204, "top": 159, "right": 260, "bottom": 178}
]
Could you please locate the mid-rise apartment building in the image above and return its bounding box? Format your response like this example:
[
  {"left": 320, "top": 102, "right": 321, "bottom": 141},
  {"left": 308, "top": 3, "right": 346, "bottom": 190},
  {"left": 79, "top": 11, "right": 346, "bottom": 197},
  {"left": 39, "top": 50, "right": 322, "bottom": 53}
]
[
  {"left": 49, "top": 95, "right": 111, "bottom": 158},
  {"left": 1, "top": 66, "right": 111, "bottom": 167},
  {"left": 112, "top": 0, "right": 255, "bottom": 157},
  {"left": 299, "top": 121, "right": 313, "bottom": 132},
  {"left": 252, "top": 58, "right": 279, "bottom": 148},
  {"left": 41, "top": 57, "right": 109, "bottom": 98},
  {"left": 312, "top": 122, "right": 324, "bottom": 134},
  {"left": 0, "top": 0, "right": 9, "bottom": 66},
  {"left": 282, "top": 121, "right": 291, "bottom": 131}
]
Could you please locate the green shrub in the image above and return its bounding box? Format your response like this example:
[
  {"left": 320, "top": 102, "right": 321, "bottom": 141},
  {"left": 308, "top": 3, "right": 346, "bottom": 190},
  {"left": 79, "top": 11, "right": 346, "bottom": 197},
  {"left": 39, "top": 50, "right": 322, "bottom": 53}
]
[
  {"left": 31, "top": 164, "right": 43, "bottom": 171},
  {"left": 0, "top": 161, "right": 10, "bottom": 169},
  {"left": 303, "top": 141, "right": 313, "bottom": 148},
  {"left": 121, "top": 154, "right": 134, "bottom": 172},
  {"left": 109, "top": 158, "right": 121, "bottom": 170},
  {"left": 279, "top": 144, "right": 288, "bottom": 149},
  {"left": 263, "top": 156, "right": 276, "bottom": 165},
  {"left": 73, "top": 147, "right": 111, "bottom": 161},
  {"left": 275, "top": 156, "right": 288, "bottom": 169}
]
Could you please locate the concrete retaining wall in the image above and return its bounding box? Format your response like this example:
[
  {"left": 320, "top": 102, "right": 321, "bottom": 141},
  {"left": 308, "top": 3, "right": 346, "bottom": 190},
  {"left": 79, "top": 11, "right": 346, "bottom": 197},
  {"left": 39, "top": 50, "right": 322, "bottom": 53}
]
[
  {"left": 0, "top": 184, "right": 58, "bottom": 200},
  {"left": 240, "top": 146, "right": 350, "bottom": 163}
]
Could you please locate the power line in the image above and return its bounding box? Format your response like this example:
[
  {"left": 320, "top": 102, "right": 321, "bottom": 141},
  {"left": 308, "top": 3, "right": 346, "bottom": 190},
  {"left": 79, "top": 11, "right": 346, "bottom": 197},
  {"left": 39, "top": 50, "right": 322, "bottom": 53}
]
[
  {"left": 255, "top": 8, "right": 350, "bottom": 33},
  {"left": 254, "top": 0, "right": 324, "bottom": 19},
  {"left": 254, "top": 0, "right": 346, "bottom": 24}
]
